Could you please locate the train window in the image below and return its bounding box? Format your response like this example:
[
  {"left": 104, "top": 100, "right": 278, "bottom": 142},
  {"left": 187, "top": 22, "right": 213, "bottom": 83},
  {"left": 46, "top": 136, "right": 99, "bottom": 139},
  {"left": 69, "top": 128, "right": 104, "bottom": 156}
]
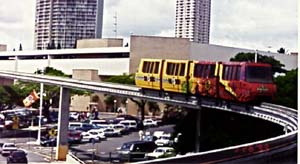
[
  {"left": 148, "top": 62, "right": 153, "bottom": 73},
  {"left": 223, "top": 65, "right": 229, "bottom": 80},
  {"left": 236, "top": 66, "right": 241, "bottom": 80},
  {"left": 208, "top": 64, "right": 216, "bottom": 78},
  {"left": 228, "top": 66, "right": 233, "bottom": 80},
  {"left": 194, "top": 64, "right": 202, "bottom": 77},
  {"left": 174, "top": 63, "right": 179, "bottom": 76},
  {"left": 142, "top": 61, "right": 149, "bottom": 73},
  {"left": 154, "top": 62, "right": 159, "bottom": 74},
  {"left": 246, "top": 66, "right": 273, "bottom": 83},
  {"left": 166, "top": 63, "right": 175, "bottom": 75},
  {"left": 179, "top": 63, "right": 186, "bottom": 76}
]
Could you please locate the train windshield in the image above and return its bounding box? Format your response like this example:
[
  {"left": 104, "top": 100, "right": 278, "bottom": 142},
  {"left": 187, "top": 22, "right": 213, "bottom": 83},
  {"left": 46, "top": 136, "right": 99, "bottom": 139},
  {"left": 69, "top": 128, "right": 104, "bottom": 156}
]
[{"left": 246, "top": 66, "right": 273, "bottom": 83}]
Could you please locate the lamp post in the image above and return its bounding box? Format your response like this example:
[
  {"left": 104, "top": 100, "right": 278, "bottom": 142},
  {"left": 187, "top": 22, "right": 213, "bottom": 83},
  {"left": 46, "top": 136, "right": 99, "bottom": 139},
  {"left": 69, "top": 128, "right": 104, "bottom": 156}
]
[
  {"left": 254, "top": 49, "right": 258, "bottom": 63},
  {"left": 113, "top": 100, "right": 117, "bottom": 113},
  {"left": 36, "top": 69, "right": 44, "bottom": 145}
]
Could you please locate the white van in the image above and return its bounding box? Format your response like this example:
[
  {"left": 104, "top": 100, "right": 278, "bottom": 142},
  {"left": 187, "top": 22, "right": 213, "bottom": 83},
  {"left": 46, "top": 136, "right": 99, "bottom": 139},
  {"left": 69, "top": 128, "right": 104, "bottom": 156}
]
[{"left": 119, "top": 120, "right": 137, "bottom": 130}]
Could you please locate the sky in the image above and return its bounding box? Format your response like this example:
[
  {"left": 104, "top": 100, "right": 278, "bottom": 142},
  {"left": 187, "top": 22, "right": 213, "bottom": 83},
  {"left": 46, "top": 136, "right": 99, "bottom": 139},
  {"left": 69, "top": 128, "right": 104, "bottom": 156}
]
[{"left": 0, "top": 0, "right": 297, "bottom": 53}]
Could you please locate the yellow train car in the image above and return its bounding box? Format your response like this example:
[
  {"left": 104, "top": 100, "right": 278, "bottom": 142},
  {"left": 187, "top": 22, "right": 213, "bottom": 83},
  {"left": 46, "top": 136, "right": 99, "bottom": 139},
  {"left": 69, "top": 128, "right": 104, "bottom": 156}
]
[
  {"left": 135, "top": 58, "right": 164, "bottom": 90},
  {"left": 161, "top": 59, "right": 194, "bottom": 94},
  {"left": 135, "top": 58, "right": 199, "bottom": 95}
]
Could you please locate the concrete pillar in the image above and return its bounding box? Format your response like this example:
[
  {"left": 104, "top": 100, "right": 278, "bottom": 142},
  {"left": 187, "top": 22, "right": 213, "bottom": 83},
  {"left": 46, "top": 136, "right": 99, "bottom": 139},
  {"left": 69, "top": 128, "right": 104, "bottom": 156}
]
[
  {"left": 56, "top": 87, "right": 70, "bottom": 161},
  {"left": 195, "top": 109, "right": 201, "bottom": 152}
]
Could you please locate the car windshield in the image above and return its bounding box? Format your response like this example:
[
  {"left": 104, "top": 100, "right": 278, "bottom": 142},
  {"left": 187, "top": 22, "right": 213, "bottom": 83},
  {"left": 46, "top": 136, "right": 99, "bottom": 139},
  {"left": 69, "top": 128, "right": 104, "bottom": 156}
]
[
  {"left": 13, "top": 151, "right": 26, "bottom": 157},
  {"left": 121, "top": 143, "right": 132, "bottom": 151},
  {"left": 4, "top": 144, "right": 16, "bottom": 148},
  {"left": 161, "top": 136, "right": 170, "bottom": 140},
  {"left": 246, "top": 66, "right": 273, "bottom": 83},
  {"left": 155, "top": 149, "right": 164, "bottom": 153}
]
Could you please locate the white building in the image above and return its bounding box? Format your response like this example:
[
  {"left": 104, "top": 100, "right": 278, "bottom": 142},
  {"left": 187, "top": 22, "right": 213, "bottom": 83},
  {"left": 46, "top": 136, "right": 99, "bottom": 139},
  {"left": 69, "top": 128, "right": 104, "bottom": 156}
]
[
  {"left": 175, "top": 0, "right": 211, "bottom": 44},
  {"left": 34, "top": 0, "right": 104, "bottom": 49}
]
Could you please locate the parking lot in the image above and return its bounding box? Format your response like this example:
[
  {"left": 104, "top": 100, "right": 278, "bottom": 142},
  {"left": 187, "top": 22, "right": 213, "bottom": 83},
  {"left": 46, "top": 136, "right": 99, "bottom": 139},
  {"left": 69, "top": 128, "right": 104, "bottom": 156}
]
[{"left": 0, "top": 108, "right": 175, "bottom": 163}]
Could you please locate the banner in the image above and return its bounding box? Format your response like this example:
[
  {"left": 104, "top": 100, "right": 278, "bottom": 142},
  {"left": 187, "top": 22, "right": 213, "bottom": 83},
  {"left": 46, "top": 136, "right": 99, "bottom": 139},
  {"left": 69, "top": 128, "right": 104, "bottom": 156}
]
[{"left": 23, "top": 90, "right": 40, "bottom": 107}]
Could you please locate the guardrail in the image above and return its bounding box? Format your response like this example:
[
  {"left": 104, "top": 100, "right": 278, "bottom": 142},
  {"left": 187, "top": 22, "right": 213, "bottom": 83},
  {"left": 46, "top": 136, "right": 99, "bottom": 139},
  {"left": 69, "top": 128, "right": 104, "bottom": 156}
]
[
  {"left": 137, "top": 103, "right": 298, "bottom": 163},
  {"left": 0, "top": 71, "right": 297, "bottom": 163}
]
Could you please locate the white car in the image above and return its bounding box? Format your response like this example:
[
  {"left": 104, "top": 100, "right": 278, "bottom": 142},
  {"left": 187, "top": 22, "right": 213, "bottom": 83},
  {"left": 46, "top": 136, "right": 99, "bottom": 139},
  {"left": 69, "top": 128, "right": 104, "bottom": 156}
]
[
  {"left": 88, "top": 129, "right": 106, "bottom": 140},
  {"left": 119, "top": 120, "right": 137, "bottom": 130},
  {"left": 146, "top": 147, "right": 176, "bottom": 159},
  {"left": 143, "top": 119, "right": 158, "bottom": 127},
  {"left": 155, "top": 134, "right": 172, "bottom": 146},
  {"left": 101, "top": 127, "right": 121, "bottom": 137},
  {"left": 1, "top": 143, "right": 17, "bottom": 155},
  {"left": 81, "top": 131, "right": 101, "bottom": 143},
  {"left": 69, "top": 112, "right": 80, "bottom": 120}
]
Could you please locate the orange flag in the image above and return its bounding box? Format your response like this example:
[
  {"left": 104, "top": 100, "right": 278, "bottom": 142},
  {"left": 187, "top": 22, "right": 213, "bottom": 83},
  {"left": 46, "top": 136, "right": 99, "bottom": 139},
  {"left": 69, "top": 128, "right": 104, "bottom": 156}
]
[{"left": 23, "top": 90, "right": 40, "bottom": 107}]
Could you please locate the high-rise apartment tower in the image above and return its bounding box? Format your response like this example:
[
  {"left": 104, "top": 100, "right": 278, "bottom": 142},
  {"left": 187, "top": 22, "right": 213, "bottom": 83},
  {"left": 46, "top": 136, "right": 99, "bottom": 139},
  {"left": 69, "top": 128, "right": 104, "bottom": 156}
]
[
  {"left": 175, "top": 0, "right": 211, "bottom": 43},
  {"left": 34, "top": 0, "right": 104, "bottom": 49}
]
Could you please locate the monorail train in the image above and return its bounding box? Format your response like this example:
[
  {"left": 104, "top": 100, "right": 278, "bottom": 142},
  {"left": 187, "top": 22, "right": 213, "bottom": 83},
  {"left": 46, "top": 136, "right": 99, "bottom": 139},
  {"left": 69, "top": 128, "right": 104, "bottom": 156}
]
[{"left": 135, "top": 59, "right": 276, "bottom": 103}]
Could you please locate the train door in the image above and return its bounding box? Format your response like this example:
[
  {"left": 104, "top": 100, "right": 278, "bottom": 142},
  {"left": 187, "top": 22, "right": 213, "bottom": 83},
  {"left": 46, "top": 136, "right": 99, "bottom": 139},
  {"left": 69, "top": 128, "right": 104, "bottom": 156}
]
[
  {"left": 162, "top": 60, "right": 188, "bottom": 93},
  {"left": 135, "top": 59, "right": 163, "bottom": 90}
]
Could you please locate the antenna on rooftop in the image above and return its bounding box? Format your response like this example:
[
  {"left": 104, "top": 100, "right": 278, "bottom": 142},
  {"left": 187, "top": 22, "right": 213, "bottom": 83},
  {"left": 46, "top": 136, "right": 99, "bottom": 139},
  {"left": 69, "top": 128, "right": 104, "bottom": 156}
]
[{"left": 113, "top": 12, "right": 118, "bottom": 38}]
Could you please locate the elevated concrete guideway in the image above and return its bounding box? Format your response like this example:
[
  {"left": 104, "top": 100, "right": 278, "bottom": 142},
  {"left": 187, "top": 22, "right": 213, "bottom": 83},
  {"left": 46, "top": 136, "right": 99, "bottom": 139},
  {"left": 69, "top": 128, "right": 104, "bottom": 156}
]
[{"left": 0, "top": 70, "right": 297, "bottom": 163}]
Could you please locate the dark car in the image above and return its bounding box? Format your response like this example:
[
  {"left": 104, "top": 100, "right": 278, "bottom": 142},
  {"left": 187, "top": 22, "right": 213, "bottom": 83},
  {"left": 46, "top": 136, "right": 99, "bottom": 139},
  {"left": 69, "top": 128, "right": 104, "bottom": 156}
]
[
  {"left": 40, "top": 137, "right": 57, "bottom": 147},
  {"left": 117, "top": 141, "right": 157, "bottom": 162},
  {"left": 7, "top": 150, "right": 28, "bottom": 164}
]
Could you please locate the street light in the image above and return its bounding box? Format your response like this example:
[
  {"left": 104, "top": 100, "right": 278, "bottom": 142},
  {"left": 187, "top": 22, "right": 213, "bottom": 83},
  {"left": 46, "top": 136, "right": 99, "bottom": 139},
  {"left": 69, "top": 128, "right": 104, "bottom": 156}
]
[
  {"left": 254, "top": 49, "right": 258, "bottom": 63},
  {"left": 36, "top": 69, "right": 44, "bottom": 145},
  {"left": 113, "top": 100, "right": 117, "bottom": 113}
]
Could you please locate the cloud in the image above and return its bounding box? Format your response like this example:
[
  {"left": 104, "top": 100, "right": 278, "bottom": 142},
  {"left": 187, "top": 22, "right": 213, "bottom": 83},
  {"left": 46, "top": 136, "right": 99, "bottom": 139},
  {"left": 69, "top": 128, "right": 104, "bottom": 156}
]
[
  {"left": 102, "top": 0, "right": 175, "bottom": 38},
  {"left": 210, "top": 0, "right": 297, "bottom": 52},
  {"left": 0, "top": 0, "right": 35, "bottom": 50},
  {"left": 0, "top": 0, "right": 297, "bottom": 52}
]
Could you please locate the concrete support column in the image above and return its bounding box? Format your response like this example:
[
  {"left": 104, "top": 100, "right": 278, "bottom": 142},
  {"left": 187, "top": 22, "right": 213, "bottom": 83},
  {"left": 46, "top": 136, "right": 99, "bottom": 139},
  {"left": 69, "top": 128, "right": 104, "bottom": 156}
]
[
  {"left": 56, "top": 87, "right": 70, "bottom": 161},
  {"left": 195, "top": 109, "right": 201, "bottom": 152}
]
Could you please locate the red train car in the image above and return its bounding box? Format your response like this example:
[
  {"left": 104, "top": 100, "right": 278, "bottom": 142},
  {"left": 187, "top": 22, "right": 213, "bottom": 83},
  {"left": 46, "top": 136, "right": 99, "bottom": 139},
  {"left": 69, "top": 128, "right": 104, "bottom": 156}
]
[
  {"left": 191, "top": 61, "right": 276, "bottom": 103},
  {"left": 216, "top": 62, "right": 276, "bottom": 103}
]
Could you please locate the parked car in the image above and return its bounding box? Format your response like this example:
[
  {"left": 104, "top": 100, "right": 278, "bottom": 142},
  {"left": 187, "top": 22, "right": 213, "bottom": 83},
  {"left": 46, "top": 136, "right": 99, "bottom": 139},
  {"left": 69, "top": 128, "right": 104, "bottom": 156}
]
[
  {"left": 7, "top": 149, "right": 28, "bottom": 164},
  {"left": 155, "top": 134, "right": 173, "bottom": 146},
  {"left": 1, "top": 143, "right": 17, "bottom": 156},
  {"left": 117, "top": 141, "right": 157, "bottom": 162},
  {"left": 81, "top": 131, "right": 101, "bottom": 143},
  {"left": 69, "top": 112, "right": 80, "bottom": 121},
  {"left": 146, "top": 147, "right": 176, "bottom": 159},
  {"left": 119, "top": 120, "right": 137, "bottom": 131},
  {"left": 117, "top": 114, "right": 143, "bottom": 129},
  {"left": 68, "top": 128, "right": 82, "bottom": 143},
  {"left": 40, "top": 137, "right": 57, "bottom": 147},
  {"left": 143, "top": 119, "right": 158, "bottom": 127},
  {"left": 109, "top": 124, "right": 130, "bottom": 135},
  {"left": 69, "top": 122, "right": 95, "bottom": 132},
  {"left": 101, "top": 127, "right": 121, "bottom": 137},
  {"left": 87, "top": 129, "right": 106, "bottom": 140}
]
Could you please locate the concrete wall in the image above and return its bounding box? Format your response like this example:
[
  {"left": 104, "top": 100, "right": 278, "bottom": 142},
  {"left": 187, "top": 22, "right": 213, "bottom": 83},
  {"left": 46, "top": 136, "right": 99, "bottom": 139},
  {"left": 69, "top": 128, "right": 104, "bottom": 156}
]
[
  {"left": 71, "top": 69, "right": 109, "bottom": 112},
  {"left": 190, "top": 43, "right": 297, "bottom": 70},
  {"left": 0, "top": 44, "right": 7, "bottom": 51},
  {"left": 77, "top": 38, "right": 123, "bottom": 48},
  {"left": 129, "top": 35, "right": 191, "bottom": 74},
  {"left": 2, "top": 58, "right": 129, "bottom": 75}
]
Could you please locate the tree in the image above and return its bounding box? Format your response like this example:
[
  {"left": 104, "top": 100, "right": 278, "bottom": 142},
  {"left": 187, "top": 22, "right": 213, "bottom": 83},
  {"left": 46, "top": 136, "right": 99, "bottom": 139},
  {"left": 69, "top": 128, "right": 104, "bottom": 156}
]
[
  {"left": 104, "top": 73, "right": 148, "bottom": 122},
  {"left": 11, "top": 67, "right": 89, "bottom": 119},
  {"left": 230, "top": 52, "right": 286, "bottom": 74},
  {"left": 277, "top": 47, "right": 286, "bottom": 54},
  {"left": 274, "top": 69, "right": 297, "bottom": 109}
]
